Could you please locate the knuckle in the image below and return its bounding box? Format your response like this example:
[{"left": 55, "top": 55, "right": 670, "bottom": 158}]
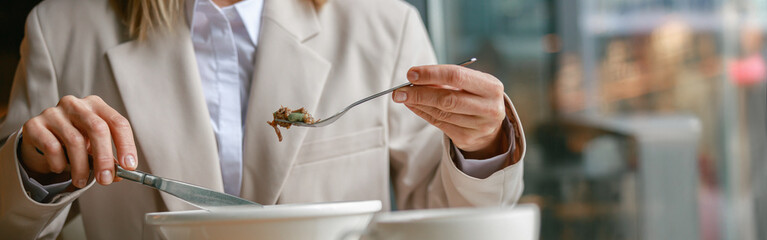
[
  {"left": 494, "top": 91, "right": 504, "bottom": 100},
  {"left": 448, "top": 67, "right": 466, "bottom": 86},
  {"left": 94, "top": 155, "right": 114, "bottom": 166},
  {"left": 495, "top": 110, "right": 506, "bottom": 121},
  {"left": 117, "top": 135, "right": 137, "bottom": 149},
  {"left": 84, "top": 95, "right": 104, "bottom": 103},
  {"left": 61, "top": 95, "right": 78, "bottom": 102},
  {"left": 109, "top": 115, "right": 131, "bottom": 129},
  {"left": 118, "top": 143, "right": 136, "bottom": 151},
  {"left": 88, "top": 118, "right": 110, "bottom": 135},
  {"left": 439, "top": 93, "right": 458, "bottom": 111},
  {"left": 64, "top": 130, "right": 85, "bottom": 147},
  {"left": 84, "top": 95, "right": 103, "bottom": 101},
  {"left": 41, "top": 107, "right": 58, "bottom": 117},
  {"left": 50, "top": 165, "right": 66, "bottom": 174},
  {"left": 492, "top": 79, "right": 504, "bottom": 90},
  {"left": 48, "top": 160, "right": 66, "bottom": 173},
  {"left": 409, "top": 90, "right": 421, "bottom": 104},
  {"left": 436, "top": 110, "right": 452, "bottom": 121},
  {"left": 24, "top": 117, "right": 42, "bottom": 130},
  {"left": 59, "top": 95, "right": 79, "bottom": 106},
  {"left": 62, "top": 97, "right": 91, "bottom": 113},
  {"left": 495, "top": 104, "right": 507, "bottom": 119},
  {"left": 480, "top": 104, "right": 501, "bottom": 118},
  {"left": 492, "top": 82, "right": 505, "bottom": 96},
  {"left": 42, "top": 140, "right": 62, "bottom": 154}
]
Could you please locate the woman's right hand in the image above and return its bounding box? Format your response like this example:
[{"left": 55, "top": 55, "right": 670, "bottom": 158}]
[{"left": 19, "top": 95, "right": 138, "bottom": 188}]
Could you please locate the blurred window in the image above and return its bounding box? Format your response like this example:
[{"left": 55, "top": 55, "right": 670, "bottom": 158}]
[{"left": 412, "top": 0, "right": 767, "bottom": 239}]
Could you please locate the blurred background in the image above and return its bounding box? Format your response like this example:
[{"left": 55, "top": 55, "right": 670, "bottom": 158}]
[
  {"left": 405, "top": 0, "right": 766, "bottom": 239},
  {"left": 1, "top": 0, "right": 765, "bottom": 239}
]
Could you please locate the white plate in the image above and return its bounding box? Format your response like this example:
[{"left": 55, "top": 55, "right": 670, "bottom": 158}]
[{"left": 144, "top": 200, "right": 382, "bottom": 240}]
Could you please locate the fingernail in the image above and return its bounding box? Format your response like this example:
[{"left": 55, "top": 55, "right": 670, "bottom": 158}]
[
  {"left": 99, "top": 170, "right": 113, "bottom": 184},
  {"left": 394, "top": 90, "right": 407, "bottom": 102},
  {"left": 76, "top": 179, "right": 87, "bottom": 188},
  {"left": 124, "top": 155, "right": 137, "bottom": 169},
  {"left": 407, "top": 70, "right": 419, "bottom": 81}
]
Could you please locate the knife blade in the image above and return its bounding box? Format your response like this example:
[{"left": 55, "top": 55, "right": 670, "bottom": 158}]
[{"left": 115, "top": 164, "right": 262, "bottom": 209}]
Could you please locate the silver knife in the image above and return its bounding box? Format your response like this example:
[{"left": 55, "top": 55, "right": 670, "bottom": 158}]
[{"left": 114, "top": 164, "right": 262, "bottom": 209}]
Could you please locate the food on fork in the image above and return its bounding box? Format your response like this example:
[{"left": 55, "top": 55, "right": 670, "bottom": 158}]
[{"left": 266, "top": 106, "right": 318, "bottom": 142}]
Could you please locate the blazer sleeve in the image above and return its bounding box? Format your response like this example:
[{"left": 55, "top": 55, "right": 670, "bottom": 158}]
[
  {"left": 0, "top": 7, "right": 94, "bottom": 239},
  {"left": 387, "top": 6, "right": 526, "bottom": 209}
]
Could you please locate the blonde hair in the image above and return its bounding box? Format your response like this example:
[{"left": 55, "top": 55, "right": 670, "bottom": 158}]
[{"left": 113, "top": 0, "right": 326, "bottom": 39}]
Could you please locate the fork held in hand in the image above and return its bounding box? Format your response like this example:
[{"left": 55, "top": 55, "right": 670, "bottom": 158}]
[{"left": 277, "top": 58, "right": 477, "bottom": 127}]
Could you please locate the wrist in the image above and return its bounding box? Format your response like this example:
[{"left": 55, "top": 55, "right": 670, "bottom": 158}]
[{"left": 459, "top": 126, "right": 507, "bottom": 159}]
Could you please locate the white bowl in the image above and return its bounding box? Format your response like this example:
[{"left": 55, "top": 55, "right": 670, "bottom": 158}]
[
  {"left": 356, "top": 204, "right": 540, "bottom": 240},
  {"left": 144, "top": 200, "right": 382, "bottom": 240}
]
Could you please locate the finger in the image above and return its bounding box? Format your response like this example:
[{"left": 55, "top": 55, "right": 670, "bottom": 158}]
[
  {"left": 85, "top": 95, "right": 138, "bottom": 171},
  {"left": 411, "top": 104, "right": 504, "bottom": 145},
  {"left": 393, "top": 86, "right": 493, "bottom": 115},
  {"left": 19, "top": 142, "right": 50, "bottom": 173},
  {"left": 404, "top": 104, "right": 473, "bottom": 142},
  {"left": 59, "top": 96, "right": 114, "bottom": 185},
  {"left": 46, "top": 109, "right": 90, "bottom": 188},
  {"left": 71, "top": 109, "right": 114, "bottom": 185},
  {"left": 407, "top": 65, "right": 504, "bottom": 96},
  {"left": 406, "top": 105, "right": 501, "bottom": 152},
  {"left": 406, "top": 104, "right": 487, "bottom": 130},
  {"left": 34, "top": 111, "right": 71, "bottom": 174},
  {"left": 20, "top": 117, "right": 58, "bottom": 173}
]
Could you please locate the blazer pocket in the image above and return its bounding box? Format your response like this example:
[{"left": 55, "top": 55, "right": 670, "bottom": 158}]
[{"left": 295, "top": 127, "right": 385, "bottom": 165}]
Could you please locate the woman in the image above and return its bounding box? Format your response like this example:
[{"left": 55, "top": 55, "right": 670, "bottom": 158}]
[{"left": 0, "top": 0, "right": 526, "bottom": 239}]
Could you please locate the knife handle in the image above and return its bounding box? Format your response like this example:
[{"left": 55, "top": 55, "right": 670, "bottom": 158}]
[{"left": 115, "top": 164, "right": 161, "bottom": 188}]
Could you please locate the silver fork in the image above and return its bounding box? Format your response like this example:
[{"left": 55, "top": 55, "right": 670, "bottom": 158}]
[{"left": 276, "top": 58, "right": 477, "bottom": 127}]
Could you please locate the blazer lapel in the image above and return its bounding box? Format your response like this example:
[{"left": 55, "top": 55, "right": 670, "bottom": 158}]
[
  {"left": 106, "top": 21, "right": 223, "bottom": 211},
  {"left": 240, "top": 0, "right": 331, "bottom": 204}
]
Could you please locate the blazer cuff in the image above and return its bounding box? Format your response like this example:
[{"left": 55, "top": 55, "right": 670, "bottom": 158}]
[
  {"left": 17, "top": 133, "right": 72, "bottom": 203},
  {"left": 451, "top": 116, "right": 514, "bottom": 179},
  {"left": 440, "top": 135, "right": 525, "bottom": 206},
  {"left": 1, "top": 129, "right": 92, "bottom": 209},
  {"left": 436, "top": 93, "right": 526, "bottom": 207}
]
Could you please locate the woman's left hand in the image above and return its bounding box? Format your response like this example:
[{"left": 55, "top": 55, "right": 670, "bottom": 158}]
[{"left": 393, "top": 64, "right": 507, "bottom": 159}]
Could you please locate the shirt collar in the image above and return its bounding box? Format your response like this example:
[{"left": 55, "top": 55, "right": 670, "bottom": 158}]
[{"left": 186, "top": 0, "right": 265, "bottom": 45}]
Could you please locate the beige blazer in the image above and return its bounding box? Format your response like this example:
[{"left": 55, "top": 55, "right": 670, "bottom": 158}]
[{"left": 0, "top": 0, "right": 526, "bottom": 239}]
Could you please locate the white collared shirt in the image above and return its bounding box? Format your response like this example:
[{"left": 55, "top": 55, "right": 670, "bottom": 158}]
[{"left": 187, "top": 0, "right": 264, "bottom": 196}]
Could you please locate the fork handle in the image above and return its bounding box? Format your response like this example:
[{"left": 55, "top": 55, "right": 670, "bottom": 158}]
[
  {"left": 348, "top": 58, "right": 477, "bottom": 110},
  {"left": 346, "top": 82, "right": 411, "bottom": 110}
]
